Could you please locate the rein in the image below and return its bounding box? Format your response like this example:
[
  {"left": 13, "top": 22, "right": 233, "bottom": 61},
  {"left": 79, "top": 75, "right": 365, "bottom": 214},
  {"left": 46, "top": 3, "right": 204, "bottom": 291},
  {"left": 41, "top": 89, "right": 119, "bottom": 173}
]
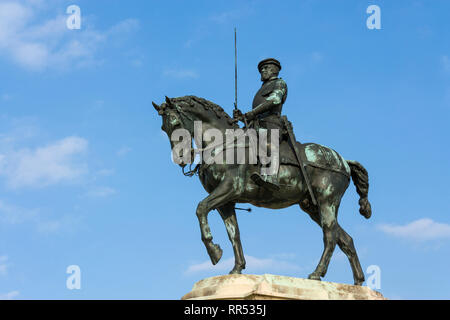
[
  {"left": 181, "top": 141, "right": 224, "bottom": 178},
  {"left": 182, "top": 163, "right": 200, "bottom": 177},
  {"left": 173, "top": 101, "right": 252, "bottom": 178}
]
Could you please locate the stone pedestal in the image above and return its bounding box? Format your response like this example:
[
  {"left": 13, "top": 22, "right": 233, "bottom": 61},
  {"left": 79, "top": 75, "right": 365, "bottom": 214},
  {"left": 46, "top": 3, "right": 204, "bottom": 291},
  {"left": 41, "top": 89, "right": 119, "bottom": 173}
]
[{"left": 182, "top": 274, "right": 386, "bottom": 300}]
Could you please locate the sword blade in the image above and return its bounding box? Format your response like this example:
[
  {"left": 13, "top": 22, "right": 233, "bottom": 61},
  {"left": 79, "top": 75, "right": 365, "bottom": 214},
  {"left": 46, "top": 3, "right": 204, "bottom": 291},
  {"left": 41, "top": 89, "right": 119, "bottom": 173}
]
[
  {"left": 234, "top": 27, "right": 237, "bottom": 110},
  {"left": 283, "top": 117, "right": 318, "bottom": 206}
]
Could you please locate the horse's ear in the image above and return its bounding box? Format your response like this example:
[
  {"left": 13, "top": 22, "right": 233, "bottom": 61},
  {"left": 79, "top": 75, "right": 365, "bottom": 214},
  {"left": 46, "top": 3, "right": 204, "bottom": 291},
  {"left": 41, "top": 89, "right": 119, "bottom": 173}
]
[
  {"left": 152, "top": 101, "right": 161, "bottom": 112},
  {"left": 165, "top": 96, "right": 171, "bottom": 105}
]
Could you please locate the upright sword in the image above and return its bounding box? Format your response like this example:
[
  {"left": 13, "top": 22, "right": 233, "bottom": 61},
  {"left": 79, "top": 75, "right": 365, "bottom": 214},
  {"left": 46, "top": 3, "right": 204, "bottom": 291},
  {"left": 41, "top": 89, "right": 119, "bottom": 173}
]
[
  {"left": 233, "top": 28, "right": 251, "bottom": 213},
  {"left": 233, "top": 28, "right": 247, "bottom": 127},
  {"left": 234, "top": 27, "right": 238, "bottom": 111}
]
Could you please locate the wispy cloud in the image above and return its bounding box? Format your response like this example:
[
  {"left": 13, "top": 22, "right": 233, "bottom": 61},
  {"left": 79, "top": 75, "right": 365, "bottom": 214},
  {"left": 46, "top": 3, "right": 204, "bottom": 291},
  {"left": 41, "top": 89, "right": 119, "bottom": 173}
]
[
  {"left": 108, "top": 18, "right": 139, "bottom": 35},
  {"left": 0, "top": 117, "right": 41, "bottom": 146},
  {"left": 0, "top": 1, "right": 139, "bottom": 71},
  {"left": 36, "top": 214, "right": 81, "bottom": 235},
  {"left": 85, "top": 186, "right": 116, "bottom": 198},
  {"left": 208, "top": 1, "right": 257, "bottom": 24},
  {"left": 163, "top": 68, "right": 199, "bottom": 80},
  {"left": 184, "top": 5, "right": 254, "bottom": 48},
  {"left": 0, "top": 291, "right": 20, "bottom": 300},
  {"left": 209, "top": 8, "right": 252, "bottom": 24},
  {"left": 185, "top": 255, "right": 301, "bottom": 274},
  {"left": 117, "top": 146, "right": 132, "bottom": 157},
  {"left": 0, "top": 136, "right": 88, "bottom": 189},
  {"left": 378, "top": 218, "right": 450, "bottom": 241},
  {"left": 0, "top": 199, "right": 80, "bottom": 234},
  {"left": 0, "top": 200, "right": 39, "bottom": 224}
]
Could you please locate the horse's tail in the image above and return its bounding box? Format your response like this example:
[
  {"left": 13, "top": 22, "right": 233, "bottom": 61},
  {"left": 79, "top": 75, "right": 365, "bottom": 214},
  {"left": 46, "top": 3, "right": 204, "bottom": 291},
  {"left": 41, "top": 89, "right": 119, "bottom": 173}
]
[{"left": 346, "top": 160, "right": 372, "bottom": 219}]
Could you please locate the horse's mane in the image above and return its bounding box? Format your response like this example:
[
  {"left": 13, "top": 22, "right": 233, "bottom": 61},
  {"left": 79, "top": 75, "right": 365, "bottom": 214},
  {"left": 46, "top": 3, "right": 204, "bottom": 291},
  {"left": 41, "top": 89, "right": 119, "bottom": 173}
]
[{"left": 171, "top": 95, "right": 238, "bottom": 128}]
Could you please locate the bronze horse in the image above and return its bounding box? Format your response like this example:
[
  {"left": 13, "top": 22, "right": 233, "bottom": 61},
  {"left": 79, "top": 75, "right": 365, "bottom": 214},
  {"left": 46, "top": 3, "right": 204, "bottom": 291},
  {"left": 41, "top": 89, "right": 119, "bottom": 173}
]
[{"left": 153, "top": 95, "right": 372, "bottom": 285}]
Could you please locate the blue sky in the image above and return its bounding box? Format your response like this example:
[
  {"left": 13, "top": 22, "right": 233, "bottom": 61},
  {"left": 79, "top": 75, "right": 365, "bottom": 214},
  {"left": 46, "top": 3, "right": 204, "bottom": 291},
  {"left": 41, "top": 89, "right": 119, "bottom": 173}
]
[{"left": 0, "top": 0, "right": 449, "bottom": 300}]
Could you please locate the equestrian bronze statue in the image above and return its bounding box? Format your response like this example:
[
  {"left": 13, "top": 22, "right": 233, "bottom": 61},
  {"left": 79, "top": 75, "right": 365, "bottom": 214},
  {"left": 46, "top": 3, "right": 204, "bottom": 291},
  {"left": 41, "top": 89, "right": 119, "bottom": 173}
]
[{"left": 152, "top": 58, "right": 372, "bottom": 286}]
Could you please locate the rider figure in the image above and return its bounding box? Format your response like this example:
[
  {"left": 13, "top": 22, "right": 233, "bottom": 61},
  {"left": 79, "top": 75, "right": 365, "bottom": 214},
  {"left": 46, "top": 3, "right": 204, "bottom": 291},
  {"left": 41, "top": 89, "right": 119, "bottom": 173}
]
[{"left": 234, "top": 58, "right": 288, "bottom": 191}]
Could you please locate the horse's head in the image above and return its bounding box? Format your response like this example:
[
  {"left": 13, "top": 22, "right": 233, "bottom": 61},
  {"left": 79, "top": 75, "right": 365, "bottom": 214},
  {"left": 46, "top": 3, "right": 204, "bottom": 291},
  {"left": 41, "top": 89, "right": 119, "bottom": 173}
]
[
  {"left": 153, "top": 95, "right": 239, "bottom": 168},
  {"left": 153, "top": 96, "right": 192, "bottom": 168}
]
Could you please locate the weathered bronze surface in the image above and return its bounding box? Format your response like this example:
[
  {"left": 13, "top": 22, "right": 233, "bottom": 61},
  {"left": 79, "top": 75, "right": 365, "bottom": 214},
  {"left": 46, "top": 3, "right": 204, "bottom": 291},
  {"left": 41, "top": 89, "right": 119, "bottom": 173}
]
[{"left": 152, "top": 59, "right": 372, "bottom": 286}]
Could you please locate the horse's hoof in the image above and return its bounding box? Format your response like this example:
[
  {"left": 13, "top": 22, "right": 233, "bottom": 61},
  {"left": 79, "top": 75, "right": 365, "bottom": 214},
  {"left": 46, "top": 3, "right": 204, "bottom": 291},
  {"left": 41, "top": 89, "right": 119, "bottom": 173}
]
[
  {"left": 209, "top": 244, "right": 223, "bottom": 265},
  {"left": 229, "top": 267, "right": 243, "bottom": 275},
  {"left": 354, "top": 280, "right": 364, "bottom": 286},
  {"left": 308, "top": 273, "right": 321, "bottom": 281}
]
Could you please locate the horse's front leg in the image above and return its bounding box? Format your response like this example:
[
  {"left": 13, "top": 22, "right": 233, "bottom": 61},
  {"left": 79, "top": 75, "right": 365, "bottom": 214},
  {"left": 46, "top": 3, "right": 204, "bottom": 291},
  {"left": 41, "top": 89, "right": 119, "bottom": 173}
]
[
  {"left": 196, "top": 178, "right": 236, "bottom": 265},
  {"left": 217, "top": 203, "right": 246, "bottom": 274}
]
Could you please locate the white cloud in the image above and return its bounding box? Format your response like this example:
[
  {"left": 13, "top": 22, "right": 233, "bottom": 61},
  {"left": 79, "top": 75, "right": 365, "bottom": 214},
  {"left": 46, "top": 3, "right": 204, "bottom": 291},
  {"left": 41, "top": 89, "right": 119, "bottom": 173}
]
[
  {"left": 268, "top": 252, "right": 297, "bottom": 260},
  {"left": 0, "top": 291, "right": 20, "bottom": 300},
  {"left": 185, "top": 255, "right": 301, "bottom": 274},
  {"left": 0, "top": 1, "right": 139, "bottom": 71},
  {"left": 0, "top": 136, "right": 88, "bottom": 188},
  {"left": 379, "top": 218, "right": 450, "bottom": 241}
]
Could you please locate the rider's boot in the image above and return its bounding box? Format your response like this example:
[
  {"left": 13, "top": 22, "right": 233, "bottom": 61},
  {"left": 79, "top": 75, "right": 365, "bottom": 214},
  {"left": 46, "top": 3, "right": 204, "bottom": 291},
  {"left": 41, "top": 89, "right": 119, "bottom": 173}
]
[{"left": 251, "top": 172, "right": 280, "bottom": 192}]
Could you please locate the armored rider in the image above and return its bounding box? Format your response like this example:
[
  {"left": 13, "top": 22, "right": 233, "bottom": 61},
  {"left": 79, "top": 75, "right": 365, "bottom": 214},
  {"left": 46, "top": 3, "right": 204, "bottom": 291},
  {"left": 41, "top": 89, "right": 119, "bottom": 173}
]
[{"left": 234, "top": 58, "right": 288, "bottom": 191}]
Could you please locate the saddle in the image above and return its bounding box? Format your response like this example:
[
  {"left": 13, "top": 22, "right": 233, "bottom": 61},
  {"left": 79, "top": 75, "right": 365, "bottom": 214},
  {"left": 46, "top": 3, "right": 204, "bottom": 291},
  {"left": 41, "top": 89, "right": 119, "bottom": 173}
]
[{"left": 280, "top": 141, "right": 350, "bottom": 178}]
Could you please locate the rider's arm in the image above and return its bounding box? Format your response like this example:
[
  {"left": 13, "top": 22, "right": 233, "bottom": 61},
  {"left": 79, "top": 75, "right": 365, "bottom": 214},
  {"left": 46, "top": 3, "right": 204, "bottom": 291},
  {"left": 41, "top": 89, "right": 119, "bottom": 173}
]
[{"left": 245, "top": 80, "right": 287, "bottom": 120}]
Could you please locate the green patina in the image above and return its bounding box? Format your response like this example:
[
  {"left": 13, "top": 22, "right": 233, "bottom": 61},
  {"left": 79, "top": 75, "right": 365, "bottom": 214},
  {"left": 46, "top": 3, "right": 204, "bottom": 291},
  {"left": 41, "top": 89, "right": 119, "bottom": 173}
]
[
  {"left": 225, "top": 220, "right": 236, "bottom": 239},
  {"left": 342, "top": 157, "right": 351, "bottom": 175},
  {"left": 155, "top": 88, "right": 371, "bottom": 285},
  {"left": 233, "top": 176, "right": 240, "bottom": 191},
  {"left": 324, "top": 184, "right": 334, "bottom": 197},
  {"left": 305, "top": 145, "right": 318, "bottom": 162},
  {"left": 330, "top": 149, "right": 341, "bottom": 168}
]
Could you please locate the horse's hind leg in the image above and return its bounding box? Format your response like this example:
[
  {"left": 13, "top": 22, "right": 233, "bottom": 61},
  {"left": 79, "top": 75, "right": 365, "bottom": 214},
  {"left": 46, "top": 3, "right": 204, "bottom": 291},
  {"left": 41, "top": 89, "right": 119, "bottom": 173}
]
[
  {"left": 336, "top": 224, "right": 365, "bottom": 285},
  {"left": 301, "top": 203, "right": 365, "bottom": 285},
  {"left": 217, "top": 203, "right": 246, "bottom": 274},
  {"left": 308, "top": 202, "right": 338, "bottom": 281}
]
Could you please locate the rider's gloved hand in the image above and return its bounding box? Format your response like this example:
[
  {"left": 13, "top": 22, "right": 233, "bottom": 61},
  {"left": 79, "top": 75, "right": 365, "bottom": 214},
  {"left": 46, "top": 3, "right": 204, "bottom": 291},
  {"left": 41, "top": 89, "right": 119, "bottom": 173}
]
[{"left": 244, "top": 111, "right": 255, "bottom": 121}]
